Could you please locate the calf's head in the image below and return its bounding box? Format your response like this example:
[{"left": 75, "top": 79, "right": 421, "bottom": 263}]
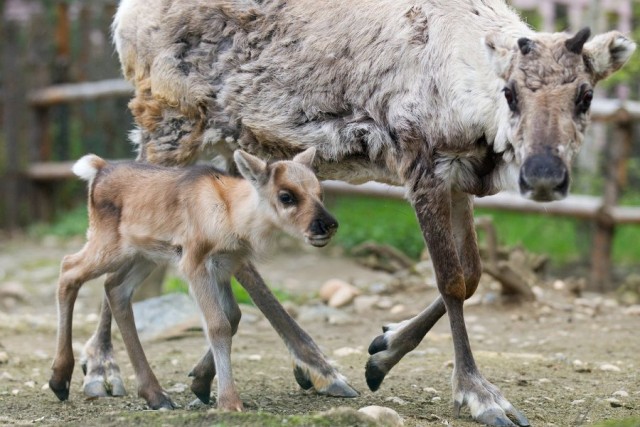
[
  {"left": 486, "top": 28, "right": 635, "bottom": 201},
  {"left": 234, "top": 147, "right": 338, "bottom": 247}
]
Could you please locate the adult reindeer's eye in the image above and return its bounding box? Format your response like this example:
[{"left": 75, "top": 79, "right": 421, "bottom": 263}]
[
  {"left": 503, "top": 86, "right": 518, "bottom": 113},
  {"left": 278, "top": 191, "right": 296, "bottom": 206},
  {"left": 576, "top": 86, "right": 593, "bottom": 115}
]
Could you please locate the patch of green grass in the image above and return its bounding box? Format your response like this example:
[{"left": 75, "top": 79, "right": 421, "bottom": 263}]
[
  {"left": 28, "top": 204, "right": 88, "bottom": 238},
  {"left": 164, "top": 275, "right": 291, "bottom": 305},
  {"left": 592, "top": 417, "right": 640, "bottom": 427},
  {"left": 328, "top": 195, "right": 640, "bottom": 267}
]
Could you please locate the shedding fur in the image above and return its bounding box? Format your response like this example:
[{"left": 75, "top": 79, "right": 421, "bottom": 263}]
[{"left": 109, "top": 1, "right": 636, "bottom": 424}]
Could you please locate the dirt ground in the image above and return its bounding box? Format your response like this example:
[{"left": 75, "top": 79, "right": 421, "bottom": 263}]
[{"left": 0, "top": 235, "right": 639, "bottom": 426}]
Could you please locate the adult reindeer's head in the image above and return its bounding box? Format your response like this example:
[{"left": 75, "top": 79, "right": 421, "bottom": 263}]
[{"left": 485, "top": 28, "right": 635, "bottom": 201}]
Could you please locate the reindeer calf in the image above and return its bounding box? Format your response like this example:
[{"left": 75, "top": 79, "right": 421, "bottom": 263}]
[{"left": 49, "top": 147, "right": 337, "bottom": 410}]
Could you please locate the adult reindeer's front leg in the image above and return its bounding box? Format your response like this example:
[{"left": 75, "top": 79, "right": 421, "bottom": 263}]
[{"left": 412, "top": 180, "right": 529, "bottom": 427}]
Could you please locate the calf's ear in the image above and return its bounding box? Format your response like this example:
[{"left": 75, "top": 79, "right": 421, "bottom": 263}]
[
  {"left": 234, "top": 150, "right": 268, "bottom": 185},
  {"left": 583, "top": 31, "right": 636, "bottom": 82},
  {"left": 292, "top": 147, "right": 316, "bottom": 168}
]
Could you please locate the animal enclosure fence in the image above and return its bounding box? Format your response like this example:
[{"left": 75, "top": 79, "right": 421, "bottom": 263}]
[
  {"left": 1, "top": 0, "right": 640, "bottom": 293},
  {"left": 0, "top": 0, "right": 134, "bottom": 228}
]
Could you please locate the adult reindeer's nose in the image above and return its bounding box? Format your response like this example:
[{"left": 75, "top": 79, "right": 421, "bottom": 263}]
[{"left": 519, "top": 154, "right": 569, "bottom": 202}]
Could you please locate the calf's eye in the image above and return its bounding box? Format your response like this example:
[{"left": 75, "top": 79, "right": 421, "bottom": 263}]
[{"left": 278, "top": 191, "right": 296, "bottom": 205}]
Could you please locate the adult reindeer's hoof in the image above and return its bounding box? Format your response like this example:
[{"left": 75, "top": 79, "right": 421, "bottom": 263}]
[
  {"left": 453, "top": 374, "right": 530, "bottom": 427},
  {"left": 292, "top": 363, "right": 359, "bottom": 397},
  {"left": 188, "top": 365, "right": 215, "bottom": 404},
  {"left": 365, "top": 320, "right": 416, "bottom": 391}
]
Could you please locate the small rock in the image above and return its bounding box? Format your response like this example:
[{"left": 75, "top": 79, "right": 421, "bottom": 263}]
[
  {"left": 0, "top": 352, "right": 8, "bottom": 364},
  {"left": 443, "top": 360, "right": 454, "bottom": 369},
  {"left": 385, "top": 396, "right": 408, "bottom": 406},
  {"left": 0, "top": 371, "right": 13, "bottom": 381},
  {"left": 553, "top": 280, "right": 565, "bottom": 290},
  {"left": 41, "top": 383, "right": 49, "bottom": 391},
  {"left": 571, "top": 399, "right": 585, "bottom": 405},
  {"left": 538, "top": 378, "right": 552, "bottom": 384},
  {"left": 358, "top": 405, "right": 404, "bottom": 426},
  {"left": 11, "top": 389, "right": 19, "bottom": 395},
  {"left": 353, "top": 295, "right": 381, "bottom": 314},
  {"left": 319, "top": 279, "right": 350, "bottom": 302},
  {"left": 247, "top": 354, "right": 262, "bottom": 361},
  {"left": 328, "top": 310, "right": 354, "bottom": 325},
  {"left": 333, "top": 347, "right": 363, "bottom": 357},
  {"left": 606, "top": 398, "right": 622, "bottom": 408},
  {"left": 572, "top": 360, "right": 591, "bottom": 373},
  {"left": 389, "top": 304, "right": 406, "bottom": 315},
  {"left": 598, "top": 363, "right": 621, "bottom": 372},
  {"left": 166, "top": 383, "right": 188, "bottom": 393},
  {"left": 328, "top": 285, "right": 360, "bottom": 308},
  {"left": 375, "top": 297, "right": 394, "bottom": 310},
  {"left": 23, "top": 381, "right": 35, "bottom": 388},
  {"left": 431, "top": 396, "right": 441, "bottom": 402},
  {"left": 623, "top": 305, "right": 640, "bottom": 316},
  {"left": 612, "top": 390, "right": 629, "bottom": 398},
  {"left": 423, "top": 387, "right": 438, "bottom": 394}
]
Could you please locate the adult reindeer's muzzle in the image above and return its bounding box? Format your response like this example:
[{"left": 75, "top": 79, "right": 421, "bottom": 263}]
[
  {"left": 305, "top": 205, "right": 339, "bottom": 247},
  {"left": 519, "top": 153, "right": 569, "bottom": 201}
]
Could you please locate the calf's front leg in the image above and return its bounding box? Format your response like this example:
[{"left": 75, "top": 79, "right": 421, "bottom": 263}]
[
  {"left": 185, "top": 264, "right": 242, "bottom": 411},
  {"left": 105, "top": 259, "right": 177, "bottom": 410},
  {"left": 236, "top": 261, "right": 358, "bottom": 397},
  {"left": 410, "top": 182, "right": 529, "bottom": 427}
]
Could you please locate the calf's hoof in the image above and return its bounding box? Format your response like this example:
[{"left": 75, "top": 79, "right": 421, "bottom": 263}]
[
  {"left": 49, "top": 378, "right": 70, "bottom": 401},
  {"left": 142, "top": 390, "right": 178, "bottom": 410},
  {"left": 293, "top": 364, "right": 359, "bottom": 397}
]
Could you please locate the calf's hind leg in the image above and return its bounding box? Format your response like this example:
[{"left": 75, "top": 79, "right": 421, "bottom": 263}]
[
  {"left": 104, "top": 259, "right": 177, "bottom": 409},
  {"left": 80, "top": 293, "right": 126, "bottom": 398},
  {"left": 50, "top": 243, "right": 121, "bottom": 401}
]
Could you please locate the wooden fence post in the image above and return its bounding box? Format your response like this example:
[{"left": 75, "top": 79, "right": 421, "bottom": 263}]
[
  {"left": 590, "top": 121, "right": 633, "bottom": 291},
  {"left": 2, "top": 18, "right": 22, "bottom": 230}
]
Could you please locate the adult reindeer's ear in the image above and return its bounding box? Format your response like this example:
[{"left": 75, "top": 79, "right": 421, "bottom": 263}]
[
  {"left": 583, "top": 31, "right": 636, "bottom": 82},
  {"left": 234, "top": 150, "right": 268, "bottom": 185},
  {"left": 484, "top": 32, "right": 516, "bottom": 79},
  {"left": 292, "top": 147, "right": 316, "bottom": 168}
]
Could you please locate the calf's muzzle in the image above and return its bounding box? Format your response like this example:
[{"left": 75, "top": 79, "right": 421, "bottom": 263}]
[{"left": 306, "top": 208, "right": 339, "bottom": 247}]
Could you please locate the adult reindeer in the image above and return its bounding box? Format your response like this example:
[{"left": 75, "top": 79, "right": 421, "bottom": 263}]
[{"left": 74, "top": 0, "right": 635, "bottom": 425}]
